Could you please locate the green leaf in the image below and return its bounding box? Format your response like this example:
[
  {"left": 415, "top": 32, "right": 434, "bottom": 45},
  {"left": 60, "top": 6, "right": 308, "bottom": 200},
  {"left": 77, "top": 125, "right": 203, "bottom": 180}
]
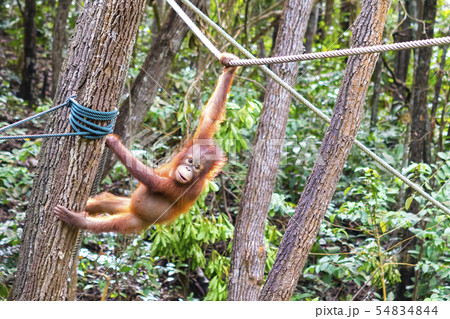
[
  {"left": 436, "top": 152, "right": 448, "bottom": 160},
  {"left": 380, "top": 220, "right": 388, "bottom": 233},
  {"left": 405, "top": 197, "right": 414, "bottom": 210},
  {"left": 344, "top": 186, "right": 352, "bottom": 196},
  {"left": 330, "top": 214, "right": 336, "bottom": 223},
  {"left": 209, "top": 181, "right": 219, "bottom": 192}
]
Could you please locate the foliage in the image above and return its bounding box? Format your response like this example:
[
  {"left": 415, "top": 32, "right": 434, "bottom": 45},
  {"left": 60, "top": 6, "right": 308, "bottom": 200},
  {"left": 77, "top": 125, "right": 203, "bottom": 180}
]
[
  {"left": 300, "top": 165, "right": 450, "bottom": 301},
  {"left": 75, "top": 235, "right": 162, "bottom": 301},
  {"left": 150, "top": 185, "right": 234, "bottom": 301},
  {"left": 0, "top": 0, "right": 449, "bottom": 301},
  {"left": 0, "top": 121, "right": 41, "bottom": 300}
]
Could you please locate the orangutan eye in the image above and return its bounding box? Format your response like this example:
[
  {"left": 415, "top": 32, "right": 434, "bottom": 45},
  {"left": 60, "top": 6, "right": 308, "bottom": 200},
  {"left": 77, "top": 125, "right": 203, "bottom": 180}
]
[
  {"left": 194, "top": 164, "right": 200, "bottom": 170},
  {"left": 187, "top": 157, "right": 193, "bottom": 164}
]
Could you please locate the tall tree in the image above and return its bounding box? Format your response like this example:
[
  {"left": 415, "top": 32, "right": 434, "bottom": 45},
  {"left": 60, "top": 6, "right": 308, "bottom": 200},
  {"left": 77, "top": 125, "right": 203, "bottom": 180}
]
[
  {"left": 227, "top": 0, "right": 314, "bottom": 301},
  {"left": 398, "top": 0, "right": 437, "bottom": 301},
  {"left": 340, "top": 0, "right": 358, "bottom": 35},
  {"left": 392, "top": 0, "right": 415, "bottom": 213},
  {"left": 51, "top": 0, "right": 72, "bottom": 97},
  {"left": 392, "top": 0, "right": 414, "bottom": 111},
  {"left": 102, "top": 0, "right": 202, "bottom": 174},
  {"left": 430, "top": 43, "right": 448, "bottom": 155},
  {"left": 9, "top": 0, "right": 146, "bottom": 301},
  {"left": 304, "top": 2, "right": 319, "bottom": 53},
  {"left": 259, "top": 0, "right": 391, "bottom": 301},
  {"left": 19, "top": 0, "right": 37, "bottom": 104},
  {"left": 409, "top": 0, "right": 437, "bottom": 164},
  {"left": 324, "top": 0, "right": 334, "bottom": 26},
  {"left": 370, "top": 55, "right": 383, "bottom": 130}
]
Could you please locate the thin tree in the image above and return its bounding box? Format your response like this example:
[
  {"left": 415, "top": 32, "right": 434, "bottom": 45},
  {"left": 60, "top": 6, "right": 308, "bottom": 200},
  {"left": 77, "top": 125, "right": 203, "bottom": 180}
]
[
  {"left": 51, "top": 0, "right": 72, "bottom": 97},
  {"left": 393, "top": 0, "right": 415, "bottom": 213},
  {"left": 19, "top": 0, "right": 37, "bottom": 104},
  {"left": 398, "top": 0, "right": 437, "bottom": 301},
  {"left": 392, "top": 0, "right": 414, "bottom": 111},
  {"left": 339, "top": 0, "right": 358, "bottom": 45},
  {"left": 430, "top": 43, "right": 448, "bottom": 149},
  {"left": 227, "top": 0, "right": 315, "bottom": 301},
  {"left": 370, "top": 55, "right": 383, "bottom": 130},
  {"left": 259, "top": 0, "right": 391, "bottom": 301},
  {"left": 409, "top": 0, "right": 437, "bottom": 165},
  {"left": 432, "top": 41, "right": 448, "bottom": 154},
  {"left": 304, "top": 2, "right": 319, "bottom": 54},
  {"left": 9, "top": 0, "right": 146, "bottom": 301}
]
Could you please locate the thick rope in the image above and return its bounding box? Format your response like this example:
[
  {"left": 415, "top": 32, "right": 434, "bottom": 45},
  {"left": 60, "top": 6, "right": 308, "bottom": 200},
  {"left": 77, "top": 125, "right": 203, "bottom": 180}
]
[
  {"left": 0, "top": 97, "right": 118, "bottom": 140},
  {"left": 175, "top": 0, "right": 450, "bottom": 217},
  {"left": 0, "top": 100, "right": 68, "bottom": 134},
  {"left": 68, "top": 98, "right": 117, "bottom": 139},
  {"left": 227, "top": 36, "right": 450, "bottom": 66}
]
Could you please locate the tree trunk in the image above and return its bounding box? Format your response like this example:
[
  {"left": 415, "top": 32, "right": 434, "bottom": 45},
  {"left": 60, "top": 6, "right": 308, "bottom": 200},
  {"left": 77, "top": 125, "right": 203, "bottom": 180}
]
[
  {"left": 9, "top": 0, "right": 146, "bottom": 301},
  {"left": 324, "top": 0, "right": 334, "bottom": 27},
  {"left": 438, "top": 89, "right": 450, "bottom": 152},
  {"left": 340, "top": 0, "right": 357, "bottom": 37},
  {"left": 19, "top": 0, "right": 37, "bottom": 104},
  {"left": 150, "top": 0, "right": 166, "bottom": 42},
  {"left": 429, "top": 43, "right": 448, "bottom": 159},
  {"left": 370, "top": 54, "right": 383, "bottom": 130},
  {"left": 409, "top": 0, "right": 436, "bottom": 164},
  {"left": 259, "top": 0, "right": 390, "bottom": 301},
  {"left": 227, "top": 0, "right": 314, "bottom": 301},
  {"left": 320, "top": 0, "right": 333, "bottom": 40},
  {"left": 102, "top": 0, "right": 202, "bottom": 175},
  {"left": 51, "top": 0, "right": 72, "bottom": 98},
  {"left": 398, "top": 0, "right": 437, "bottom": 301},
  {"left": 392, "top": 0, "right": 413, "bottom": 111},
  {"left": 304, "top": 3, "right": 319, "bottom": 53}
]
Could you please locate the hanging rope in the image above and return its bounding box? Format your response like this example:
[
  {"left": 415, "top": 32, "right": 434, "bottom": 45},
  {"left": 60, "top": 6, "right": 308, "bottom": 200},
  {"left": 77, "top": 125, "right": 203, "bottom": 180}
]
[
  {"left": 173, "top": 0, "right": 450, "bottom": 217},
  {"left": 226, "top": 36, "right": 450, "bottom": 66},
  {"left": 168, "top": 0, "right": 450, "bottom": 67},
  {"left": 0, "top": 96, "right": 118, "bottom": 140},
  {"left": 166, "top": 0, "right": 222, "bottom": 60}
]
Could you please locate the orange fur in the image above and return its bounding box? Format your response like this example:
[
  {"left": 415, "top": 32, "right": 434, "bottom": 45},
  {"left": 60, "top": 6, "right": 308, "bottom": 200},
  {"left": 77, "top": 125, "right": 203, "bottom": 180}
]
[{"left": 55, "top": 53, "right": 238, "bottom": 234}]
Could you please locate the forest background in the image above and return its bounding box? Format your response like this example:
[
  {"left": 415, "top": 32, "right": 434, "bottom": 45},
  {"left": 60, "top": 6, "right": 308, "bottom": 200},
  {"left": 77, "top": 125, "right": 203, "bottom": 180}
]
[{"left": 0, "top": 0, "right": 449, "bottom": 301}]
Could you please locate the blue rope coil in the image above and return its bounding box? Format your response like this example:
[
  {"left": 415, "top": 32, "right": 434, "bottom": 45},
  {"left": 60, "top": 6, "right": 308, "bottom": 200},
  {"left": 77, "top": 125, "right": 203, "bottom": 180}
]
[
  {"left": 67, "top": 97, "right": 117, "bottom": 139},
  {"left": 0, "top": 96, "right": 118, "bottom": 140}
]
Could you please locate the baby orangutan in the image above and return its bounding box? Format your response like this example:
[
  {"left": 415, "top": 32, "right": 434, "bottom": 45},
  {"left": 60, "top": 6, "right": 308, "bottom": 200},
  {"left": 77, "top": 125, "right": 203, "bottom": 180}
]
[{"left": 55, "top": 53, "right": 238, "bottom": 234}]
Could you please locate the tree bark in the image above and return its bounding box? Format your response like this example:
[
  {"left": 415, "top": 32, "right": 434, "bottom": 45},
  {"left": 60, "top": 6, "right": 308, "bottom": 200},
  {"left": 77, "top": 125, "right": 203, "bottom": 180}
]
[
  {"left": 397, "top": 0, "right": 437, "bottom": 301},
  {"left": 370, "top": 54, "right": 383, "bottom": 130},
  {"left": 304, "top": 3, "right": 319, "bottom": 53},
  {"left": 392, "top": 0, "right": 413, "bottom": 111},
  {"left": 409, "top": 0, "right": 436, "bottom": 165},
  {"left": 51, "top": 0, "right": 72, "bottom": 98},
  {"left": 259, "top": 0, "right": 390, "bottom": 301},
  {"left": 320, "top": 0, "right": 334, "bottom": 40},
  {"left": 102, "top": 0, "right": 202, "bottom": 175},
  {"left": 150, "top": 0, "right": 165, "bottom": 41},
  {"left": 324, "top": 0, "right": 334, "bottom": 27},
  {"left": 438, "top": 89, "right": 450, "bottom": 152},
  {"left": 9, "top": 0, "right": 146, "bottom": 301},
  {"left": 227, "top": 0, "right": 314, "bottom": 301},
  {"left": 19, "top": 0, "right": 37, "bottom": 104},
  {"left": 429, "top": 43, "right": 448, "bottom": 158},
  {"left": 340, "top": 0, "right": 357, "bottom": 36}
]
